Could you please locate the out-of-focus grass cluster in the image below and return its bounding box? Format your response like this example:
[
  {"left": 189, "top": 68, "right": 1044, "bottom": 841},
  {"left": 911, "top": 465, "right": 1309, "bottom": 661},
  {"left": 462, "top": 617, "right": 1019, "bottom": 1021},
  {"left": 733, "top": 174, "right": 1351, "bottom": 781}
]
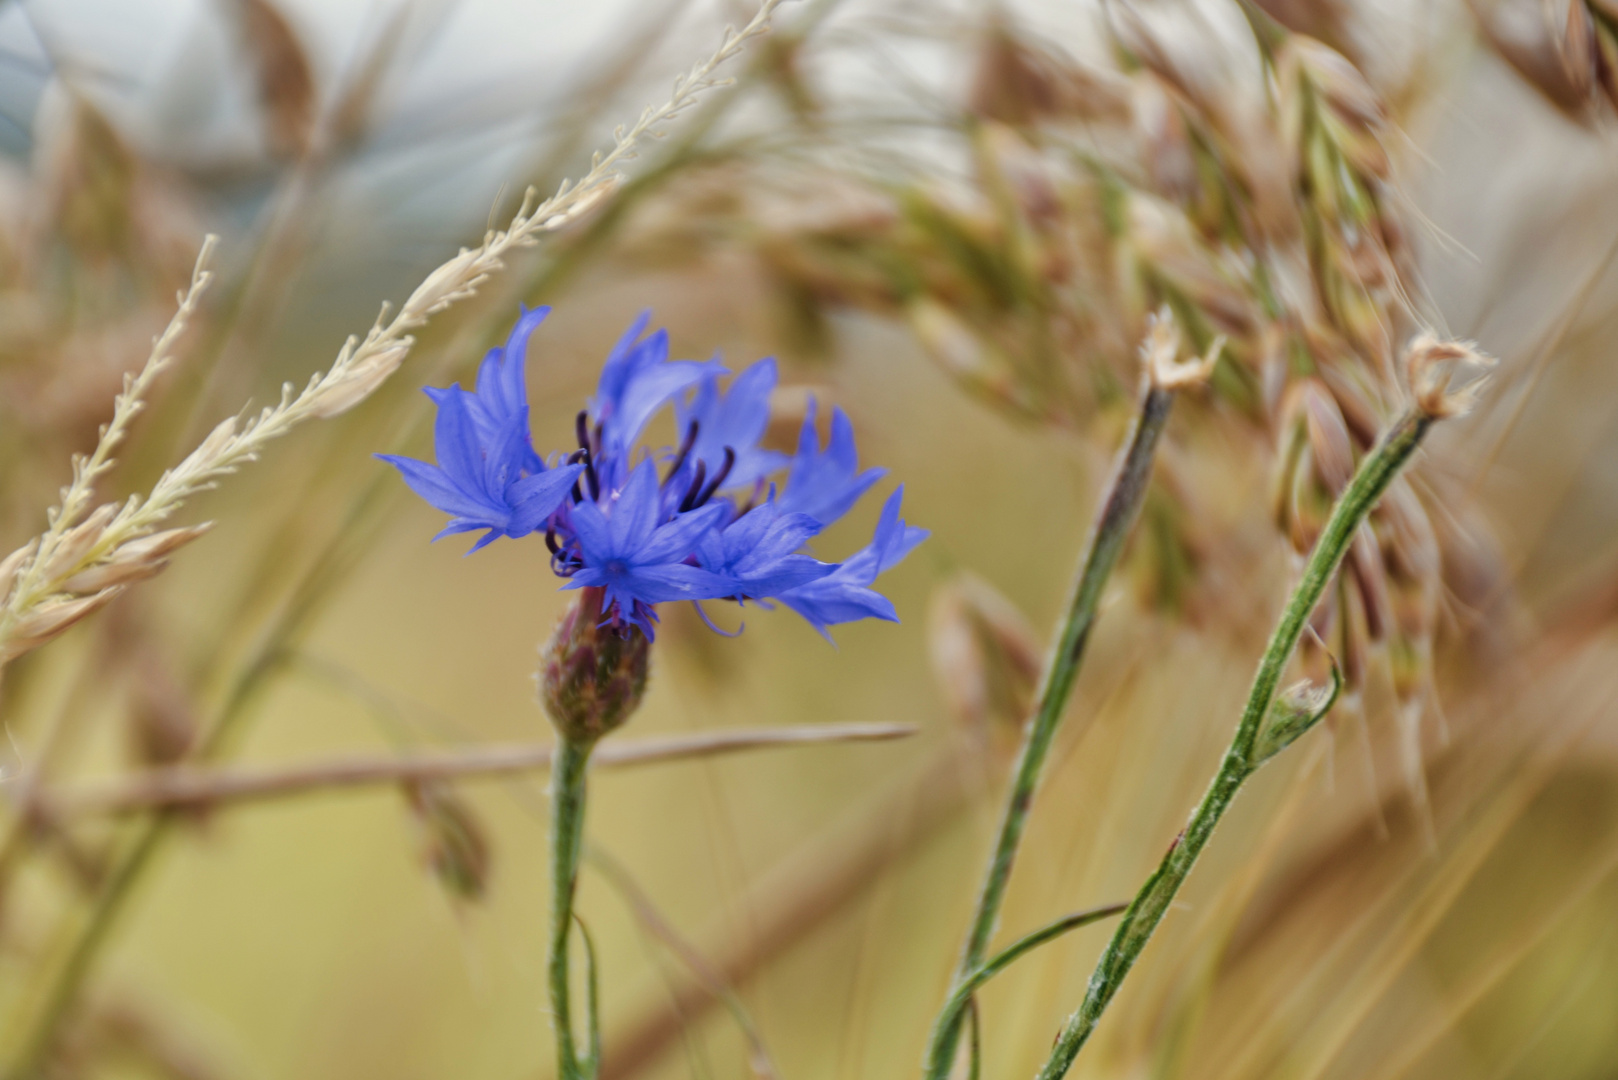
[{"left": 0, "top": 1, "right": 1616, "bottom": 1078}]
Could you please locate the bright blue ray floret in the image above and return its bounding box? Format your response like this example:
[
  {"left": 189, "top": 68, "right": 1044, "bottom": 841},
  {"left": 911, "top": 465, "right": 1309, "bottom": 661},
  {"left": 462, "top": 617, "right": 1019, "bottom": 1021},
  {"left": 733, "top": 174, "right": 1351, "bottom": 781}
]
[{"left": 379, "top": 308, "right": 925, "bottom": 639}]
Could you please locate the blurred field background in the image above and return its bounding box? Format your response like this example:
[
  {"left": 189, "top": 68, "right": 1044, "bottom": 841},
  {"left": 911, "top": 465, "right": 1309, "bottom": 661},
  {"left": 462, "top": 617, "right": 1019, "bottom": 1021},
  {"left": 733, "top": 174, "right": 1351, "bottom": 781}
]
[{"left": 2, "top": 1, "right": 1618, "bottom": 1079}]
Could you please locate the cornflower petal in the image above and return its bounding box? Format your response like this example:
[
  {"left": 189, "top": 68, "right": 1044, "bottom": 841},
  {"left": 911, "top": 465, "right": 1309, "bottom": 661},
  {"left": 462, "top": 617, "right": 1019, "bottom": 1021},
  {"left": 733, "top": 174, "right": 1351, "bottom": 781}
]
[
  {"left": 676, "top": 358, "right": 790, "bottom": 490},
  {"left": 605, "top": 460, "right": 666, "bottom": 554},
  {"left": 467, "top": 304, "right": 550, "bottom": 473},
  {"left": 731, "top": 511, "right": 822, "bottom": 573},
  {"left": 695, "top": 500, "right": 836, "bottom": 600},
  {"left": 777, "top": 486, "right": 925, "bottom": 638},
  {"left": 377, "top": 456, "right": 497, "bottom": 521},
  {"left": 778, "top": 583, "right": 900, "bottom": 640},
  {"left": 432, "top": 389, "right": 491, "bottom": 501},
  {"left": 484, "top": 406, "right": 532, "bottom": 502},
  {"left": 593, "top": 312, "right": 723, "bottom": 454},
  {"left": 777, "top": 399, "right": 886, "bottom": 526},
  {"left": 575, "top": 562, "right": 736, "bottom": 603},
  {"left": 635, "top": 502, "right": 729, "bottom": 566},
  {"left": 840, "top": 486, "right": 929, "bottom": 583},
  {"left": 564, "top": 499, "right": 614, "bottom": 560},
  {"left": 506, "top": 465, "right": 585, "bottom": 535},
  {"left": 729, "top": 554, "right": 838, "bottom": 597},
  {"left": 481, "top": 304, "right": 550, "bottom": 423}
]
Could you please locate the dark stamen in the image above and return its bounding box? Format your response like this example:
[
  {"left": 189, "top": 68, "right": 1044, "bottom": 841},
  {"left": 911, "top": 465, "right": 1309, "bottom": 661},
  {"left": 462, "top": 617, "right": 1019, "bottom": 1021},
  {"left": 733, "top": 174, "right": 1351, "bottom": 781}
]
[
  {"left": 664, "top": 420, "right": 700, "bottom": 489},
  {"left": 678, "top": 461, "right": 708, "bottom": 512},
  {"left": 694, "top": 446, "right": 736, "bottom": 507},
  {"left": 737, "top": 478, "right": 766, "bottom": 518},
  {"left": 573, "top": 412, "right": 600, "bottom": 500},
  {"left": 545, "top": 527, "right": 560, "bottom": 555},
  {"left": 566, "top": 449, "right": 587, "bottom": 503}
]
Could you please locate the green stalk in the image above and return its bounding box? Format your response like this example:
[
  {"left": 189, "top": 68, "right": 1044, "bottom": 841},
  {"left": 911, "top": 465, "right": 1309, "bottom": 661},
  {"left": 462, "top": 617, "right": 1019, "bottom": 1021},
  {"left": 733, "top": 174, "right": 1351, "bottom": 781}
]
[
  {"left": 549, "top": 737, "right": 593, "bottom": 1080},
  {"left": 1034, "top": 407, "right": 1432, "bottom": 1080},
  {"left": 925, "top": 902, "right": 1126, "bottom": 1075},
  {"left": 924, "top": 380, "right": 1175, "bottom": 1078}
]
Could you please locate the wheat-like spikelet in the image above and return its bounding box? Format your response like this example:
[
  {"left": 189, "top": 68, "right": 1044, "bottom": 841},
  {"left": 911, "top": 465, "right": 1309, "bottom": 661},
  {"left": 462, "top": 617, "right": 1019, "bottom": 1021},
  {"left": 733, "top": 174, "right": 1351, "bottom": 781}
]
[
  {"left": 0, "top": 240, "right": 219, "bottom": 664},
  {"left": 0, "top": 0, "right": 788, "bottom": 671}
]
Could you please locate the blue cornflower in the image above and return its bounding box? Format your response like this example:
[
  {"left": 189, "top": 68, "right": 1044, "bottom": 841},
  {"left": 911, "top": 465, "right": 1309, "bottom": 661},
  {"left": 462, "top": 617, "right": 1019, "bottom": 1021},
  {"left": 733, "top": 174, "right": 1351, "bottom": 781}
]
[
  {"left": 776, "top": 398, "right": 886, "bottom": 527},
  {"left": 381, "top": 307, "right": 923, "bottom": 640}
]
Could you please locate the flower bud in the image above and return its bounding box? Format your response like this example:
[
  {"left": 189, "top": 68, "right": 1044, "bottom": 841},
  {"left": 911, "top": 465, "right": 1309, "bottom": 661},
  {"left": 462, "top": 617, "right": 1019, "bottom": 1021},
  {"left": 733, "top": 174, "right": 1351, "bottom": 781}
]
[{"left": 540, "top": 587, "right": 649, "bottom": 745}]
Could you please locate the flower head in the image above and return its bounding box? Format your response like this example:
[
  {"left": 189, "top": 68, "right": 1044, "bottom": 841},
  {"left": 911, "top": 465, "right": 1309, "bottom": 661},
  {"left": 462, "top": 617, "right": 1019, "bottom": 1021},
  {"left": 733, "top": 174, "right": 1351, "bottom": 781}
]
[{"left": 380, "top": 308, "right": 923, "bottom": 642}]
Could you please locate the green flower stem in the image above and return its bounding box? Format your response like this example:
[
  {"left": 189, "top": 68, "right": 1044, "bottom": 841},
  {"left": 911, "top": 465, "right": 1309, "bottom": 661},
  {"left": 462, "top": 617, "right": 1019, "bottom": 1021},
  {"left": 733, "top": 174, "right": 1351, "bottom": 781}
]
[
  {"left": 1034, "top": 407, "right": 1432, "bottom": 1080},
  {"left": 925, "top": 902, "right": 1126, "bottom": 1075},
  {"left": 550, "top": 736, "right": 593, "bottom": 1080},
  {"left": 925, "top": 380, "right": 1176, "bottom": 1079}
]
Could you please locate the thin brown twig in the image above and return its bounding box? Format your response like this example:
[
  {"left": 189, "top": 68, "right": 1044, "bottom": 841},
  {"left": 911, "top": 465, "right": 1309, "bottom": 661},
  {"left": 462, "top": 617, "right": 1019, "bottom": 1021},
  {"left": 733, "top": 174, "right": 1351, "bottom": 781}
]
[{"left": 35, "top": 723, "right": 916, "bottom": 818}]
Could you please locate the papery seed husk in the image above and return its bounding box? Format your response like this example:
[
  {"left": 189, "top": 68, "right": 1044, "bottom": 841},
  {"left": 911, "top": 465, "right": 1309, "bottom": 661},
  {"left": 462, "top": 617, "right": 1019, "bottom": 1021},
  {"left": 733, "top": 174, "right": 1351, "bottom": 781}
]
[
  {"left": 0, "top": 540, "right": 39, "bottom": 603},
  {"left": 62, "top": 558, "right": 169, "bottom": 595},
  {"left": 1131, "top": 75, "right": 1197, "bottom": 201},
  {"left": 1377, "top": 480, "right": 1440, "bottom": 585},
  {"left": 128, "top": 655, "right": 198, "bottom": 766},
  {"left": 8, "top": 586, "right": 124, "bottom": 651},
  {"left": 1300, "top": 380, "right": 1355, "bottom": 493},
  {"left": 236, "top": 0, "right": 316, "bottom": 159},
  {"left": 36, "top": 504, "right": 119, "bottom": 584},
  {"left": 928, "top": 584, "right": 990, "bottom": 731},
  {"left": 116, "top": 523, "right": 214, "bottom": 563},
  {"left": 1563, "top": 0, "right": 1600, "bottom": 98},
  {"left": 193, "top": 416, "right": 239, "bottom": 465},
  {"left": 404, "top": 248, "right": 482, "bottom": 319},
  {"left": 1472, "top": 0, "right": 1595, "bottom": 116},
  {"left": 928, "top": 573, "right": 1041, "bottom": 738},
  {"left": 1291, "top": 37, "right": 1385, "bottom": 129},
  {"left": 968, "top": 21, "right": 1130, "bottom": 126},
  {"left": 307, "top": 342, "right": 411, "bottom": 419},
  {"left": 1348, "top": 524, "right": 1391, "bottom": 641}
]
